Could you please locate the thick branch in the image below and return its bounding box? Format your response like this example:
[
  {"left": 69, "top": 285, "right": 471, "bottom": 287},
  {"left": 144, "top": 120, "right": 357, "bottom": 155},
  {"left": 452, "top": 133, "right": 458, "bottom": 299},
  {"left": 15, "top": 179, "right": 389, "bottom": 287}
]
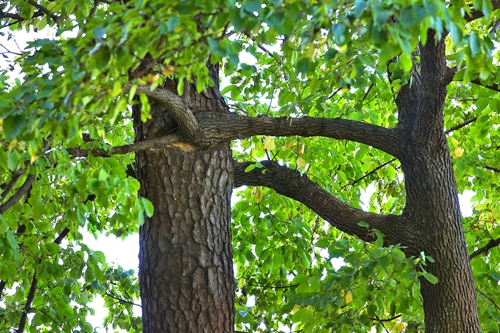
[
  {"left": 197, "top": 112, "right": 402, "bottom": 158},
  {"left": 67, "top": 113, "right": 401, "bottom": 158},
  {"left": 234, "top": 161, "right": 405, "bottom": 246},
  {"left": 470, "top": 237, "right": 500, "bottom": 259},
  {"left": 128, "top": 85, "right": 199, "bottom": 139},
  {"left": 0, "top": 174, "right": 35, "bottom": 215}
]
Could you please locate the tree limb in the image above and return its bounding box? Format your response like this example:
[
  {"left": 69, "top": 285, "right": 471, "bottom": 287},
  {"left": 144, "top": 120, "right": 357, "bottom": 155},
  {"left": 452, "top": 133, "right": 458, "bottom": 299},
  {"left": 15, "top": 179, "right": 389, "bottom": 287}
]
[
  {"left": 470, "top": 237, "right": 500, "bottom": 259},
  {"left": 127, "top": 84, "right": 200, "bottom": 139},
  {"left": 464, "top": 0, "right": 500, "bottom": 22},
  {"left": 234, "top": 161, "right": 405, "bottom": 246},
  {"left": 67, "top": 112, "right": 401, "bottom": 158},
  {"left": 25, "top": 0, "right": 58, "bottom": 22},
  {"left": 197, "top": 112, "right": 403, "bottom": 158},
  {"left": 17, "top": 272, "right": 37, "bottom": 333},
  {"left": 0, "top": 168, "right": 27, "bottom": 201},
  {"left": 0, "top": 174, "right": 35, "bottom": 215}
]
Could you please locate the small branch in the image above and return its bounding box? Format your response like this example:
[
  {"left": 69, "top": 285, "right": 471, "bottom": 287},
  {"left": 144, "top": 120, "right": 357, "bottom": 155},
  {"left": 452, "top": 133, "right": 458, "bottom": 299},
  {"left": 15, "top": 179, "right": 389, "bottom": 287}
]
[
  {"left": 445, "top": 116, "right": 479, "bottom": 134},
  {"left": 341, "top": 158, "right": 396, "bottom": 189},
  {"left": 53, "top": 228, "right": 70, "bottom": 244},
  {"left": 25, "top": 0, "right": 59, "bottom": 22},
  {"left": 0, "top": 174, "right": 35, "bottom": 215},
  {"left": 0, "top": 168, "right": 27, "bottom": 201},
  {"left": 447, "top": 66, "right": 500, "bottom": 92},
  {"left": 476, "top": 288, "right": 500, "bottom": 311},
  {"left": 66, "top": 133, "right": 183, "bottom": 157},
  {"left": 367, "top": 314, "right": 402, "bottom": 322},
  {"left": 0, "top": 280, "right": 6, "bottom": 301},
  {"left": 234, "top": 161, "right": 405, "bottom": 246},
  {"left": 490, "top": 18, "right": 500, "bottom": 34},
  {"left": 105, "top": 292, "right": 141, "bottom": 307},
  {"left": 17, "top": 272, "right": 38, "bottom": 333},
  {"left": 484, "top": 165, "right": 500, "bottom": 173},
  {"left": 470, "top": 237, "right": 500, "bottom": 259}
]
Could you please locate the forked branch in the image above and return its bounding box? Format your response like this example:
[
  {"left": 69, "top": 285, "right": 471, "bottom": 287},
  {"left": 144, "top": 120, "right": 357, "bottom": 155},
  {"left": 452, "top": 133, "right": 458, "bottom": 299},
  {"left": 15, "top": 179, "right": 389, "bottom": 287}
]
[{"left": 234, "top": 161, "right": 405, "bottom": 246}]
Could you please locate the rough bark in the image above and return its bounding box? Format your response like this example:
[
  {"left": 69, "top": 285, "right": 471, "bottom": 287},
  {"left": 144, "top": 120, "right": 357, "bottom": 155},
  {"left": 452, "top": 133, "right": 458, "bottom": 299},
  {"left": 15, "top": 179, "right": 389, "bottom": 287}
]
[
  {"left": 134, "top": 67, "right": 235, "bottom": 333},
  {"left": 397, "top": 32, "right": 480, "bottom": 332}
]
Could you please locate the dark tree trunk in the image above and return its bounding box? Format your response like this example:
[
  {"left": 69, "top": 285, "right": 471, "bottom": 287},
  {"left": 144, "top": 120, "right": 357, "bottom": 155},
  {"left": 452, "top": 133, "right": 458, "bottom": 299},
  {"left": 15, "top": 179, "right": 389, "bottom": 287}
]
[
  {"left": 401, "top": 139, "right": 480, "bottom": 332},
  {"left": 133, "top": 67, "right": 235, "bottom": 333},
  {"left": 397, "top": 32, "right": 480, "bottom": 332}
]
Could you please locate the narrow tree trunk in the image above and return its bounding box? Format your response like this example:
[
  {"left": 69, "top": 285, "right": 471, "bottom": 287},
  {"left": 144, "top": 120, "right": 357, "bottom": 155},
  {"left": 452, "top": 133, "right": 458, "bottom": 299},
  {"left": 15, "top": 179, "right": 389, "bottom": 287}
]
[{"left": 133, "top": 67, "right": 235, "bottom": 332}]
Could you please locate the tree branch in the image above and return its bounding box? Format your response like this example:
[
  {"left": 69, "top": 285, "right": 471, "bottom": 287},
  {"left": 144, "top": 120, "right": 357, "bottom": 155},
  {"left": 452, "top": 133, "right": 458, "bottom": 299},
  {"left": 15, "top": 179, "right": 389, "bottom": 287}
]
[
  {"left": 105, "top": 292, "right": 142, "bottom": 307},
  {"left": 234, "top": 161, "right": 405, "bottom": 246},
  {"left": 445, "top": 116, "right": 479, "bottom": 134},
  {"left": 476, "top": 288, "right": 500, "bottom": 311},
  {"left": 66, "top": 133, "right": 184, "bottom": 157},
  {"left": 197, "top": 112, "right": 403, "bottom": 158},
  {"left": 16, "top": 227, "right": 71, "bottom": 333},
  {"left": 464, "top": 0, "right": 500, "bottom": 22},
  {"left": 0, "top": 168, "right": 27, "bottom": 201},
  {"left": 17, "top": 272, "right": 37, "bottom": 333},
  {"left": 0, "top": 174, "right": 35, "bottom": 215},
  {"left": 25, "top": 0, "right": 58, "bottom": 22},
  {"left": 448, "top": 66, "right": 500, "bottom": 93},
  {"left": 470, "top": 237, "right": 500, "bottom": 259},
  {"left": 127, "top": 84, "right": 200, "bottom": 139}
]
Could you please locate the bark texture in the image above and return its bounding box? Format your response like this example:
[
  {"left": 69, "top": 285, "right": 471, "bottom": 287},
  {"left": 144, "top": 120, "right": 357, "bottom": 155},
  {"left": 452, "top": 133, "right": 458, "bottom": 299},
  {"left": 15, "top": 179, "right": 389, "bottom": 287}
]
[
  {"left": 396, "top": 33, "right": 479, "bottom": 332},
  {"left": 134, "top": 66, "right": 235, "bottom": 333}
]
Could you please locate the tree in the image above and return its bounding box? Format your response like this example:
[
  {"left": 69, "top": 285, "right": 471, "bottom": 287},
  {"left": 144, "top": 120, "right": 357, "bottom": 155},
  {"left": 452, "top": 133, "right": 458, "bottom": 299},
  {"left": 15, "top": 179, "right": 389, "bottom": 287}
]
[{"left": 1, "top": 0, "right": 500, "bottom": 332}]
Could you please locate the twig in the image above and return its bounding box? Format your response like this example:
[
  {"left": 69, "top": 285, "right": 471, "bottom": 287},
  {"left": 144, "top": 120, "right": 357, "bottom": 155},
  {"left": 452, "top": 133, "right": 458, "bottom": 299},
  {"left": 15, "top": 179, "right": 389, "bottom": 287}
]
[
  {"left": 470, "top": 237, "right": 500, "bottom": 259},
  {"left": 476, "top": 288, "right": 500, "bottom": 312},
  {"left": 445, "top": 116, "right": 479, "bottom": 134},
  {"left": 341, "top": 158, "right": 396, "bottom": 189},
  {"left": 105, "top": 292, "right": 141, "bottom": 307}
]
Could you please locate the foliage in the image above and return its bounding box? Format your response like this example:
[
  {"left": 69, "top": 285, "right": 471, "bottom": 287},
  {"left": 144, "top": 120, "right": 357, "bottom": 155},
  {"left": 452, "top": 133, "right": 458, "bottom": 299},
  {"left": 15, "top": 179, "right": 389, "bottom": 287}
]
[{"left": 0, "top": 0, "right": 499, "bottom": 332}]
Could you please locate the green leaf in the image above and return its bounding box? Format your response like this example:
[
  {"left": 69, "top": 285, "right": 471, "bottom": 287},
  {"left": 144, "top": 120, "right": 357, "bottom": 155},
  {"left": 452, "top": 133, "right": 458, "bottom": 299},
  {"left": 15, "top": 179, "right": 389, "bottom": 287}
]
[
  {"left": 469, "top": 31, "right": 481, "bottom": 57},
  {"left": 422, "top": 272, "right": 438, "bottom": 284},
  {"left": 3, "top": 115, "right": 26, "bottom": 139},
  {"left": 93, "top": 27, "right": 106, "bottom": 40},
  {"left": 142, "top": 198, "right": 154, "bottom": 217},
  {"left": 166, "top": 15, "right": 180, "bottom": 32}
]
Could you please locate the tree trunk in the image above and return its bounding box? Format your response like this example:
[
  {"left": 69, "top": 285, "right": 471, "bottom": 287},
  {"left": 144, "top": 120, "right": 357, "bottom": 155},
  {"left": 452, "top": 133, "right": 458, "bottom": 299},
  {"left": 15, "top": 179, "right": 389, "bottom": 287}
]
[
  {"left": 133, "top": 67, "right": 235, "bottom": 332},
  {"left": 401, "top": 141, "right": 480, "bottom": 332}
]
